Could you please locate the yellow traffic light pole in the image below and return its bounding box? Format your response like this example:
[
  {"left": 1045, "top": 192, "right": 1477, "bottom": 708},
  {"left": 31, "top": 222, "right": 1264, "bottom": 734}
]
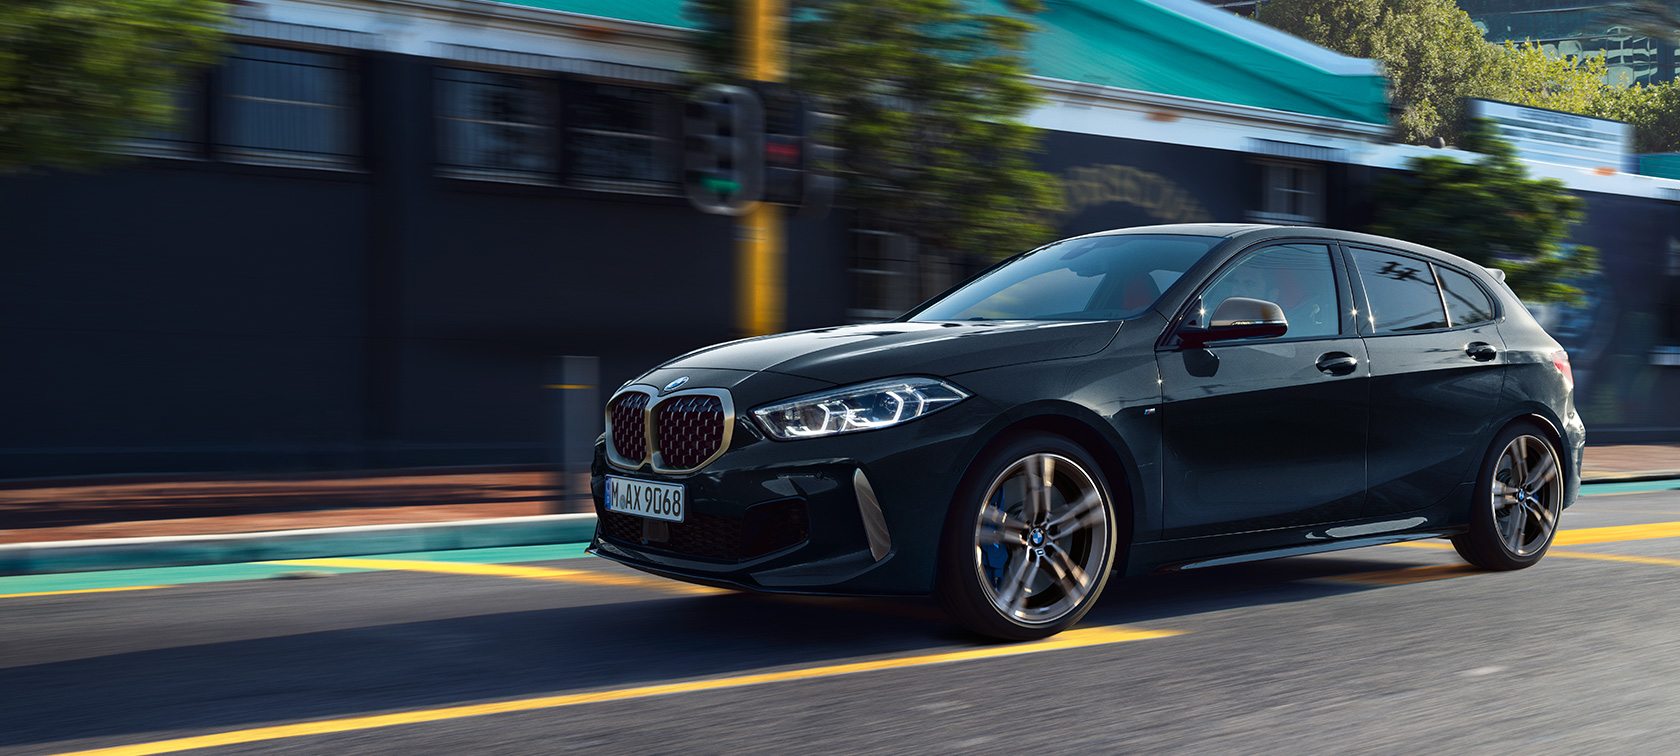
[{"left": 738, "top": 0, "right": 784, "bottom": 338}]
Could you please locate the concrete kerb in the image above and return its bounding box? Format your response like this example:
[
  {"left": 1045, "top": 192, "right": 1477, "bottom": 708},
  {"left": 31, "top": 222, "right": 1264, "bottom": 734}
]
[
  {"left": 4, "top": 468, "right": 1677, "bottom": 577},
  {"left": 0, "top": 514, "right": 599, "bottom": 577}
]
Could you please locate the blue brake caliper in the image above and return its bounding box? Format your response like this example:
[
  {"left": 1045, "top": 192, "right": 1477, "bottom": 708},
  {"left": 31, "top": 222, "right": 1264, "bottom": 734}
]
[{"left": 981, "top": 489, "right": 1010, "bottom": 586}]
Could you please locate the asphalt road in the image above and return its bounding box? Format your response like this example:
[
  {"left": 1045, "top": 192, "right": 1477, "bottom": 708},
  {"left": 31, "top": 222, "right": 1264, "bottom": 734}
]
[{"left": 3, "top": 480, "right": 1679, "bottom": 756}]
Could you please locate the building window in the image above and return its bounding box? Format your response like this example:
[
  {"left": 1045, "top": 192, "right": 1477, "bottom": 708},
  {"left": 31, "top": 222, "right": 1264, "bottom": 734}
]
[
  {"left": 436, "top": 67, "right": 558, "bottom": 183},
  {"left": 216, "top": 44, "right": 359, "bottom": 168},
  {"left": 565, "top": 82, "right": 676, "bottom": 189},
  {"left": 848, "top": 230, "right": 919, "bottom": 322},
  {"left": 1249, "top": 160, "right": 1324, "bottom": 225}
]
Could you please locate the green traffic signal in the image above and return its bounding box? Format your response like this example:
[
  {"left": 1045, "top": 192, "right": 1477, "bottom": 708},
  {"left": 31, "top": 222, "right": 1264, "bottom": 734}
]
[{"left": 701, "top": 176, "right": 741, "bottom": 195}]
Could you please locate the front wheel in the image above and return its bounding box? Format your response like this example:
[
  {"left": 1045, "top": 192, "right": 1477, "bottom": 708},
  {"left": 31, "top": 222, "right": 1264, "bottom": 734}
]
[
  {"left": 1452, "top": 423, "right": 1564, "bottom": 570},
  {"left": 936, "top": 434, "right": 1119, "bottom": 640}
]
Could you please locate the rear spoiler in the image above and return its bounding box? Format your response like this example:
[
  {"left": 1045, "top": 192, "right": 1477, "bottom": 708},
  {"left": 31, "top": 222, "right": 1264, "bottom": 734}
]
[{"left": 1485, "top": 267, "right": 1507, "bottom": 283}]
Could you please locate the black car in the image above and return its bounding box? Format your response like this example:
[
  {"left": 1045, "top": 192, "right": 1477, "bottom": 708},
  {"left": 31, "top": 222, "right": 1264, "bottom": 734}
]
[{"left": 589, "top": 224, "right": 1585, "bottom": 639}]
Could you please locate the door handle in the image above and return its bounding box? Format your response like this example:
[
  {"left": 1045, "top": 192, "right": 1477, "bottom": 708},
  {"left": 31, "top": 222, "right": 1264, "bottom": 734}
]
[
  {"left": 1316, "top": 352, "right": 1358, "bottom": 376},
  {"left": 1467, "top": 342, "right": 1499, "bottom": 361}
]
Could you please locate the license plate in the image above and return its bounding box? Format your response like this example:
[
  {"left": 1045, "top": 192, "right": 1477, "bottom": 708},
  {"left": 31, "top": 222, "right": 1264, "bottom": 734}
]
[{"left": 605, "top": 476, "right": 686, "bottom": 523}]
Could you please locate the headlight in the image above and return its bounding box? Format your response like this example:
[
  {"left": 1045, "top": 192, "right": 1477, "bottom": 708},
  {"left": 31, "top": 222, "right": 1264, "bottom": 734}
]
[{"left": 752, "top": 377, "right": 970, "bottom": 440}]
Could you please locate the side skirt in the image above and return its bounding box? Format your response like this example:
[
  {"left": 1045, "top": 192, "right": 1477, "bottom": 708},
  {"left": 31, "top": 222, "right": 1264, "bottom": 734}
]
[
  {"left": 1150, "top": 529, "right": 1466, "bottom": 573},
  {"left": 1123, "top": 504, "right": 1469, "bottom": 576}
]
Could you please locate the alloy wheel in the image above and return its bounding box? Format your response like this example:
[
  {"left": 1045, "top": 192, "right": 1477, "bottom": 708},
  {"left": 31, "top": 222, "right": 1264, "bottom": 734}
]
[
  {"left": 971, "top": 452, "right": 1111, "bottom": 625},
  {"left": 1491, "top": 434, "right": 1562, "bottom": 557}
]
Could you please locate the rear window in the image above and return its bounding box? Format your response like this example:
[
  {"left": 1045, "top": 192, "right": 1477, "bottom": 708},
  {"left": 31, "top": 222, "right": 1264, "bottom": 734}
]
[
  {"left": 908, "top": 234, "right": 1221, "bottom": 322},
  {"left": 1437, "top": 265, "right": 1497, "bottom": 326},
  {"left": 1351, "top": 248, "right": 1448, "bottom": 333}
]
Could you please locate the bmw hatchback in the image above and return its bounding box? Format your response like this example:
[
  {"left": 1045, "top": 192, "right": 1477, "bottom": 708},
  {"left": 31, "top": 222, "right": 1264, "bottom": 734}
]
[{"left": 589, "top": 224, "right": 1585, "bottom": 639}]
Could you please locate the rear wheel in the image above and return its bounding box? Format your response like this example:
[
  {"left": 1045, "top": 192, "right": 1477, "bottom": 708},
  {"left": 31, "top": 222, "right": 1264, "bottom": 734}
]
[
  {"left": 1452, "top": 423, "right": 1563, "bottom": 570},
  {"left": 937, "top": 433, "right": 1118, "bottom": 640}
]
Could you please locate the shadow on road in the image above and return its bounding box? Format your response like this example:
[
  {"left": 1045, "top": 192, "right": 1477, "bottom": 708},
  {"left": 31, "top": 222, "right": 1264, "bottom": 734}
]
[{"left": 0, "top": 550, "right": 1467, "bottom": 749}]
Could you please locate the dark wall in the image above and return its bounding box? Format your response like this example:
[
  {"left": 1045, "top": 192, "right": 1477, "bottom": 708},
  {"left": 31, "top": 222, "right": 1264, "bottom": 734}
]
[
  {"left": 1039, "top": 130, "right": 1250, "bottom": 236},
  {"left": 7, "top": 56, "right": 1675, "bottom": 477},
  {"left": 0, "top": 52, "right": 851, "bottom": 477},
  {"left": 1552, "top": 192, "right": 1680, "bottom": 439},
  {"left": 0, "top": 161, "right": 374, "bottom": 475}
]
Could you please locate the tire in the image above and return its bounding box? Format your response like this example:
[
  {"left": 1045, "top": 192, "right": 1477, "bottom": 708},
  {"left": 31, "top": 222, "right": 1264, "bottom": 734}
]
[
  {"left": 1452, "top": 423, "right": 1564, "bottom": 570},
  {"left": 936, "top": 433, "right": 1120, "bottom": 640}
]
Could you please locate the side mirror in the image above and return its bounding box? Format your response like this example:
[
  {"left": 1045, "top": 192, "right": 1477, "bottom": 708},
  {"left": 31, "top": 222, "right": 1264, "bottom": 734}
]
[{"left": 1178, "top": 297, "right": 1288, "bottom": 347}]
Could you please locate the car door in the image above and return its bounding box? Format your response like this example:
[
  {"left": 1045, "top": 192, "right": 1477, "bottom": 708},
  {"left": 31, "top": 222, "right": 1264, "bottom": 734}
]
[
  {"left": 1345, "top": 245, "right": 1509, "bottom": 518},
  {"left": 1156, "top": 241, "right": 1370, "bottom": 540}
]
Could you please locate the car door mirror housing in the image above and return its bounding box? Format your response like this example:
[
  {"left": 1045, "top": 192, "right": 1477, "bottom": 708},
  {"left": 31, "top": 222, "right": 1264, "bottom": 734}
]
[{"left": 1180, "top": 297, "right": 1288, "bottom": 347}]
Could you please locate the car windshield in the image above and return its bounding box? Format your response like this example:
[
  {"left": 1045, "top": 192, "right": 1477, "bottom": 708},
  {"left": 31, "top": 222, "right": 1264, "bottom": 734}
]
[{"left": 906, "top": 234, "right": 1222, "bottom": 322}]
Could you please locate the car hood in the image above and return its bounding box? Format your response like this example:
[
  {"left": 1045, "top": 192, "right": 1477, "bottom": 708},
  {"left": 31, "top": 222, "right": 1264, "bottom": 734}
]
[{"left": 659, "top": 320, "right": 1123, "bottom": 385}]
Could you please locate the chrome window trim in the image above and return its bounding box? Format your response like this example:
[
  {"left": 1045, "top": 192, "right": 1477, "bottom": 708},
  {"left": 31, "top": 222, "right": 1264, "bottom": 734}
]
[{"left": 604, "top": 385, "right": 736, "bottom": 475}]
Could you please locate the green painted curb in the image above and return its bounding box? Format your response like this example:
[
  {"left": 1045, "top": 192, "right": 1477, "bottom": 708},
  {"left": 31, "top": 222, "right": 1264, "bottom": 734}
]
[
  {"left": 0, "top": 514, "right": 598, "bottom": 577},
  {"left": 1580, "top": 470, "right": 1680, "bottom": 485}
]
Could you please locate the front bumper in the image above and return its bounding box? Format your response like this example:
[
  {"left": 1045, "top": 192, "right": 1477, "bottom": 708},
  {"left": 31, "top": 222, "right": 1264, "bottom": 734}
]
[{"left": 588, "top": 396, "right": 996, "bottom": 596}]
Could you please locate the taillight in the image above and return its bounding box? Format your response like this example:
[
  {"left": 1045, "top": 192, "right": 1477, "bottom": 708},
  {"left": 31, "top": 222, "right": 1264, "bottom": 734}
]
[{"left": 1550, "top": 349, "right": 1574, "bottom": 391}]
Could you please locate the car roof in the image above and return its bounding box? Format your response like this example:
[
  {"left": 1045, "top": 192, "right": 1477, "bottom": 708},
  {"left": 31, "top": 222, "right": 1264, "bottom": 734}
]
[
  {"left": 1088, "top": 223, "right": 1491, "bottom": 277},
  {"left": 1085, "top": 223, "right": 1273, "bottom": 239}
]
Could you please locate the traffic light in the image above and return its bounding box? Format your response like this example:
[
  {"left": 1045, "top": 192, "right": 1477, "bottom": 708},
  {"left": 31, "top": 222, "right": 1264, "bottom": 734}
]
[
  {"left": 756, "top": 84, "right": 806, "bottom": 207},
  {"left": 683, "top": 83, "right": 763, "bottom": 216},
  {"left": 750, "top": 84, "right": 840, "bottom": 219}
]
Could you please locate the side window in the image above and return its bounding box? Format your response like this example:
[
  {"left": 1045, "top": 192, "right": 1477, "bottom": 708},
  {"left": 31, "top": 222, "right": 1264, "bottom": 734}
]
[
  {"left": 1197, "top": 243, "right": 1340, "bottom": 339},
  {"left": 1351, "top": 248, "right": 1448, "bottom": 333},
  {"left": 1437, "top": 265, "right": 1497, "bottom": 326}
]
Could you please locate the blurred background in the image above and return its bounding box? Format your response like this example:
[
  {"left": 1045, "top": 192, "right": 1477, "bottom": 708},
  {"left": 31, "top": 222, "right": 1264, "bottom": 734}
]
[{"left": 1, "top": 0, "right": 1677, "bottom": 497}]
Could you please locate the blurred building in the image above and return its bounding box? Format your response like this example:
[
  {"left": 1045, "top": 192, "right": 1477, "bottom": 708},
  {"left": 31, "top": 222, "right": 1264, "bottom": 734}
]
[
  {"left": 1460, "top": 0, "right": 1678, "bottom": 86},
  {"left": 1208, "top": 0, "right": 1680, "bottom": 86},
  {"left": 1, "top": 0, "right": 1677, "bottom": 478}
]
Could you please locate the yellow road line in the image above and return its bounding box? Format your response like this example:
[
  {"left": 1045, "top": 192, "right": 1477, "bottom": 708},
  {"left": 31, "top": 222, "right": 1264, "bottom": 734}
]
[
  {"left": 1388, "top": 540, "right": 1680, "bottom": 567},
  {"left": 1553, "top": 522, "right": 1680, "bottom": 546},
  {"left": 0, "top": 585, "right": 165, "bottom": 600},
  {"left": 1328, "top": 548, "right": 1680, "bottom": 586},
  {"left": 1389, "top": 541, "right": 1456, "bottom": 551},
  {"left": 1353, "top": 532, "right": 1680, "bottom": 583},
  {"left": 1386, "top": 521, "right": 1680, "bottom": 551},
  {"left": 1544, "top": 549, "right": 1680, "bottom": 567},
  {"left": 264, "top": 558, "right": 723, "bottom": 596},
  {"left": 43, "top": 624, "right": 1181, "bottom": 756}
]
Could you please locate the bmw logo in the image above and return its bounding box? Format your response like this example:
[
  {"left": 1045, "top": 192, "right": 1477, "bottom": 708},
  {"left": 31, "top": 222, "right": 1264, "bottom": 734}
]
[
  {"left": 1030, "top": 531, "right": 1044, "bottom": 545},
  {"left": 663, "top": 376, "right": 690, "bottom": 394}
]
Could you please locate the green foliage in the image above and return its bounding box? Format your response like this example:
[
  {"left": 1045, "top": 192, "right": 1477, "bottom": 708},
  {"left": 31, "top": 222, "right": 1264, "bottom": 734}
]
[
  {"left": 1257, "top": 0, "right": 1618, "bottom": 145},
  {"left": 686, "top": 0, "right": 1061, "bottom": 261},
  {"left": 1372, "top": 121, "right": 1598, "bottom": 305},
  {"left": 0, "top": 0, "right": 228, "bottom": 173},
  {"left": 1257, "top": 0, "right": 1497, "bottom": 144},
  {"left": 1258, "top": 0, "right": 1680, "bottom": 152},
  {"left": 1589, "top": 79, "right": 1680, "bottom": 154},
  {"left": 1481, "top": 41, "right": 1611, "bottom": 114}
]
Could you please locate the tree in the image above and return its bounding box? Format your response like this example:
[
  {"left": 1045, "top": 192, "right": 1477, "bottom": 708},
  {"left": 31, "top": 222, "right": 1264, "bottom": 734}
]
[
  {"left": 1591, "top": 79, "right": 1680, "bottom": 154},
  {"left": 685, "top": 0, "right": 1062, "bottom": 274},
  {"left": 0, "top": 0, "right": 228, "bottom": 174},
  {"left": 1481, "top": 41, "right": 1612, "bottom": 115},
  {"left": 1256, "top": 0, "right": 1680, "bottom": 152},
  {"left": 1371, "top": 121, "right": 1598, "bottom": 305},
  {"left": 1256, "top": 0, "right": 1499, "bottom": 144}
]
